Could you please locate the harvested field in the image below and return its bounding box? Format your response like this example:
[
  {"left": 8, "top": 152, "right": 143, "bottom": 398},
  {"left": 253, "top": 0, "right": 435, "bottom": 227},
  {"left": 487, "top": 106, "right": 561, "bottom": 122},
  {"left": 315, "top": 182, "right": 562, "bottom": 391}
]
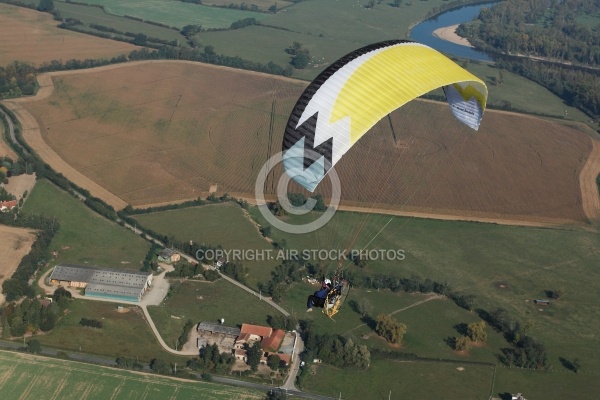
[
  {"left": 15, "top": 61, "right": 597, "bottom": 224},
  {"left": 0, "top": 350, "right": 264, "bottom": 399},
  {"left": 0, "top": 225, "right": 36, "bottom": 305},
  {"left": 0, "top": 3, "right": 138, "bottom": 66},
  {"left": 0, "top": 137, "right": 17, "bottom": 160},
  {"left": 2, "top": 173, "right": 36, "bottom": 200}
]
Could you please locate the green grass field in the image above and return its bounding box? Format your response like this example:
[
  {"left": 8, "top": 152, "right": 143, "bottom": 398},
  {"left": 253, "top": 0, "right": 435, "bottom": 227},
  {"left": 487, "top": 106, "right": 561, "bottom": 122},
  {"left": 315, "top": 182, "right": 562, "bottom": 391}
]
[
  {"left": 283, "top": 282, "right": 507, "bottom": 363},
  {"left": 148, "top": 279, "right": 279, "bottom": 347},
  {"left": 134, "top": 203, "right": 278, "bottom": 287},
  {"left": 303, "top": 360, "right": 494, "bottom": 400},
  {"left": 494, "top": 367, "right": 600, "bottom": 400},
  {"left": 53, "top": 1, "right": 185, "bottom": 41},
  {"left": 0, "top": 350, "right": 264, "bottom": 400},
  {"left": 59, "top": 0, "right": 266, "bottom": 29},
  {"left": 22, "top": 179, "right": 150, "bottom": 267},
  {"left": 133, "top": 202, "right": 600, "bottom": 372},
  {"left": 248, "top": 207, "right": 600, "bottom": 372},
  {"left": 32, "top": 299, "right": 184, "bottom": 363}
]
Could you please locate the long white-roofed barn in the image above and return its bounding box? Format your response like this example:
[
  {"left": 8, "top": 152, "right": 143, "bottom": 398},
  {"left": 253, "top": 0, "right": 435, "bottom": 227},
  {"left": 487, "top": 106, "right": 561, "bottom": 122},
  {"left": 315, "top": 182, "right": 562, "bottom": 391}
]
[{"left": 49, "top": 264, "right": 152, "bottom": 302}]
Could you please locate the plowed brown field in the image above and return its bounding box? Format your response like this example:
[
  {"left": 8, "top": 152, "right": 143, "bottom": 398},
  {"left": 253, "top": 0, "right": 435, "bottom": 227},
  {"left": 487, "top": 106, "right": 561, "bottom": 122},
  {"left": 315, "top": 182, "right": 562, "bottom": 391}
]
[
  {"left": 0, "top": 3, "right": 138, "bottom": 66},
  {"left": 13, "top": 61, "right": 599, "bottom": 225}
]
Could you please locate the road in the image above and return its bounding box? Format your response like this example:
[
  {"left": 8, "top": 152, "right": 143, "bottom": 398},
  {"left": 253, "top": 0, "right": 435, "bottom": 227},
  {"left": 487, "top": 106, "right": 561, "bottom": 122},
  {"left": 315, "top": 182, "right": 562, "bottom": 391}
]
[
  {"left": 0, "top": 340, "right": 334, "bottom": 399},
  {"left": 2, "top": 103, "right": 307, "bottom": 393},
  {"left": 2, "top": 105, "right": 17, "bottom": 144}
]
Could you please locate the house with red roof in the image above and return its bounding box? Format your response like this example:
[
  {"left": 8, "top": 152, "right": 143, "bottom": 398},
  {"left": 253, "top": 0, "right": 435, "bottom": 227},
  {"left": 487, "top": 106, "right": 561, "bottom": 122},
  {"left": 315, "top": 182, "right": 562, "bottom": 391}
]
[
  {"left": 0, "top": 200, "right": 17, "bottom": 212},
  {"left": 232, "top": 324, "right": 292, "bottom": 366},
  {"left": 261, "top": 329, "right": 285, "bottom": 352},
  {"left": 240, "top": 323, "right": 272, "bottom": 340}
]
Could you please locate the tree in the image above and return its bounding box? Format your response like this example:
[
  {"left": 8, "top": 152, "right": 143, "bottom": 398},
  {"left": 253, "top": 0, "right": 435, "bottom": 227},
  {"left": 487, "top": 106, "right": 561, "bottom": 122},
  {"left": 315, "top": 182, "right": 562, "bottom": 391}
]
[
  {"left": 133, "top": 34, "right": 148, "bottom": 46},
  {"left": 467, "top": 321, "right": 487, "bottom": 343},
  {"left": 260, "top": 226, "right": 271, "bottom": 237},
  {"left": 547, "top": 289, "right": 564, "bottom": 300},
  {"left": 291, "top": 50, "right": 310, "bottom": 69},
  {"left": 52, "top": 287, "right": 72, "bottom": 308},
  {"left": 26, "top": 339, "right": 42, "bottom": 354},
  {"left": 355, "top": 298, "right": 373, "bottom": 317},
  {"left": 453, "top": 336, "right": 471, "bottom": 352},
  {"left": 150, "top": 358, "right": 170, "bottom": 374},
  {"left": 375, "top": 314, "right": 406, "bottom": 344},
  {"left": 204, "top": 45, "right": 216, "bottom": 56},
  {"left": 391, "top": 0, "right": 402, "bottom": 7},
  {"left": 181, "top": 24, "right": 202, "bottom": 39},
  {"left": 267, "top": 389, "right": 288, "bottom": 400},
  {"left": 267, "top": 354, "right": 281, "bottom": 370},
  {"left": 270, "top": 282, "right": 288, "bottom": 303},
  {"left": 38, "top": 0, "right": 54, "bottom": 12},
  {"left": 246, "top": 341, "right": 262, "bottom": 371}
]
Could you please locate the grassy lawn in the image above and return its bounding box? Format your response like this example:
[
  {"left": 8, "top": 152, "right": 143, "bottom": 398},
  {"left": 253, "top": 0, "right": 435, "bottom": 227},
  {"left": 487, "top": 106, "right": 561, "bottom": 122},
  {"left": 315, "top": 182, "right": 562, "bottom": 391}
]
[
  {"left": 31, "top": 299, "right": 186, "bottom": 364},
  {"left": 22, "top": 179, "right": 150, "bottom": 268},
  {"left": 147, "top": 279, "right": 280, "bottom": 347},
  {"left": 0, "top": 350, "right": 265, "bottom": 399},
  {"left": 134, "top": 203, "right": 278, "bottom": 288},
  {"left": 284, "top": 282, "right": 505, "bottom": 363},
  {"left": 494, "top": 367, "right": 600, "bottom": 400},
  {"left": 302, "top": 359, "right": 494, "bottom": 400},
  {"left": 249, "top": 207, "right": 600, "bottom": 372}
]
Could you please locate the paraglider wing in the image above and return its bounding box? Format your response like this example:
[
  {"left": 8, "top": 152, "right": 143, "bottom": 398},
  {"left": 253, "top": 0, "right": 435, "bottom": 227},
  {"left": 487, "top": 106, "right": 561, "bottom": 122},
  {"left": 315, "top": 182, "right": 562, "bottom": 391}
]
[{"left": 282, "top": 40, "right": 488, "bottom": 192}]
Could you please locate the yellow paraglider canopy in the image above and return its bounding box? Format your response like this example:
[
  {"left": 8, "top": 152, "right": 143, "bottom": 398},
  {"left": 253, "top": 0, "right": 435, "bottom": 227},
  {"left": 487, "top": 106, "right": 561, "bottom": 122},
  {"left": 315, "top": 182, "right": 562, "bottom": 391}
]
[{"left": 283, "top": 40, "right": 488, "bottom": 192}]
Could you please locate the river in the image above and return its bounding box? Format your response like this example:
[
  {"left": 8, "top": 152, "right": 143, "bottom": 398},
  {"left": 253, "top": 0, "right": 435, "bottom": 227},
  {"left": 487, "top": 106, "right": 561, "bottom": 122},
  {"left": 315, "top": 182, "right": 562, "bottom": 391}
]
[{"left": 410, "top": 2, "right": 499, "bottom": 62}]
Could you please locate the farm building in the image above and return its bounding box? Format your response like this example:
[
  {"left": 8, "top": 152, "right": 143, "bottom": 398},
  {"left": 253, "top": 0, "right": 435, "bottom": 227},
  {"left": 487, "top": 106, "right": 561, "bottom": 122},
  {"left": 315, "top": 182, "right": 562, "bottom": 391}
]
[
  {"left": 0, "top": 200, "right": 17, "bottom": 212},
  {"left": 197, "top": 321, "right": 240, "bottom": 337},
  {"left": 49, "top": 264, "right": 152, "bottom": 302},
  {"left": 240, "top": 323, "right": 272, "bottom": 341},
  {"left": 158, "top": 248, "right": 180, "bottom": 263},
  {"left": 534, "top": 299, "right": 550, "bottom": 306},
  {"left": 261, "top": 329, "right": 285, "bottom": 352}
]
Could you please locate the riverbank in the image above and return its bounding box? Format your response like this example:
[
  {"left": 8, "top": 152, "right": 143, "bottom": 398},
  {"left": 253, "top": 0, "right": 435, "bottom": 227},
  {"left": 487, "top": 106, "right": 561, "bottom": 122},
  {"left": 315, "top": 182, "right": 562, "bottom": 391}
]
[{"left": 432, "top": 24, "right": 473, "bottom": 47}]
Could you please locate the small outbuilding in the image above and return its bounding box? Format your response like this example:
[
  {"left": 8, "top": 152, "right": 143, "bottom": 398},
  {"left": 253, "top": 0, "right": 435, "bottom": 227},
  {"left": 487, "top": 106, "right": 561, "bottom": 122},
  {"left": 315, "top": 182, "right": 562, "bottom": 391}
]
[{"left": 158, "top": 248, "right": 181, "bottom": 263}]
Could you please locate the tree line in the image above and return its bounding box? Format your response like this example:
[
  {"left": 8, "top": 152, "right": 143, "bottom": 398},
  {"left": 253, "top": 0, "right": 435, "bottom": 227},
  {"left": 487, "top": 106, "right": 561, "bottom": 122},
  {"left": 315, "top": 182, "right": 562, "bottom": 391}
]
[
  {"left": 459, "top": 0, "right": 600, "bottom": 65},
  {"left": 1, "top": 287, "right": 71, "bottom": 338}
]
